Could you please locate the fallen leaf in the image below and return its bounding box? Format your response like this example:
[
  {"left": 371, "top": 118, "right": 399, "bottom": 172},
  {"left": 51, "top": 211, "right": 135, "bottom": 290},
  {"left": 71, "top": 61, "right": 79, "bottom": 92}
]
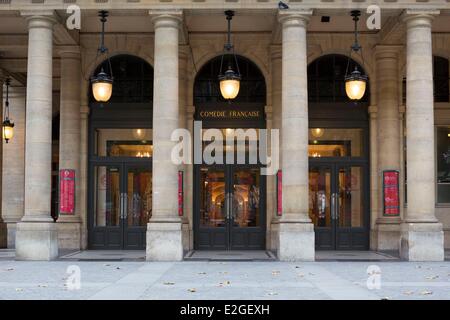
[
  {"left": 381, "top": 297, "right": 390, "bottom": 300},
  {"left": 197, "top": 272, "right": 207, "bottom": 275},
  {"left": 188, "top": 288, "right": 197, "bottom": 293},
  {"left": 295, "top": 266, "right": 302, "bottom": 269},
  {"left": 116, "top": 267, "right": 121, "bottom": 270},
  {"left": 267, "top": 291, "right": 278, "bottom": 296},
  {"left": 163, "top": 282, "right": 175, "bottom": 285},
  {"left": 103, "top": 264, "right": 110, "bottom": 267},
  {"left": 420, "top": 290, "right": 433, "bottom": 295},
  {"left": 15, "top": 288, "right": 23, "bottom": 292},
  {"left": 272, "top": 270, "right": 280, "bottom": 276},
  {"left": 38, "top": 284, "right": 48, "bottom": 288},
  {"left": 6, "top": 268, "right": 14, "bottom": 271},
  {"left": 425, "top": 275, "right": 439, "bottom": 280},
  {"left": 403, "top": 291, "right": 414, "bottom": 295}
]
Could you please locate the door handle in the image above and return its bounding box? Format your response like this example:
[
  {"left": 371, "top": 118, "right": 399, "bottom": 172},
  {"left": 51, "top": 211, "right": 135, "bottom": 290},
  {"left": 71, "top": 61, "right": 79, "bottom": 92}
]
[
  {"left": 120, "top": 193, "right": 127, "bottom": 220},
  {"left": 331, "top": 193, "right": 336, "bottom": 220}
]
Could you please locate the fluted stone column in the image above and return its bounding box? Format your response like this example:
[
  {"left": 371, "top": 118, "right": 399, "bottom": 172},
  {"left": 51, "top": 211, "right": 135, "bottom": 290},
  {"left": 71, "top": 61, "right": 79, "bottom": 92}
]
[
  {"left": 15, "top": 12, "right": 58, "bottom": 260},
  {"left": 374, "top": 46, "right": 402, "bottom": 250},
  {"left": 269, "top": 45, "right": 282, "bottom": 251},
  {"left": 1, "top": 85, "right": 26, "bottom": 248},
  {"left": 57, "top": 46, "right": 81, "bottom": 249},
  {"left": 0, "top": 74, "right": 6, "bottom": 248},
  {"left": 277, "top": 10, "right": 314, "bottom": 261},
  {"left": 146, "top": 10, "right": 183, "bottom": 261},
  {"left": 400, "top": 10, "right": 444, "bottom": 261}
]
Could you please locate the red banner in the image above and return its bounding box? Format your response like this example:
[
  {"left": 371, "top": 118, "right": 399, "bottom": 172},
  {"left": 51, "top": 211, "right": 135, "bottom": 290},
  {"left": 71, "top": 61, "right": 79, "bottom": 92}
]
[
  {"left": 178, "top": 171, "right": 183, "bottom": 216},
  {"left": 59, "top": 169, "right": 75, "bottom": 215},
  {"left": 383, "top": 170, "right": 400, "bottom": 216},
  {"left": 277, "top": 170, "right": 282, "bottom": 216}
]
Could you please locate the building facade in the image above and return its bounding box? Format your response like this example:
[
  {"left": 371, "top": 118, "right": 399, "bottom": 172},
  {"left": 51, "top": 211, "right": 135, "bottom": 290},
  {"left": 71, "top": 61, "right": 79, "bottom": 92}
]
[{"left": 0, "top": 0, "right": 449, "bottom": 261}]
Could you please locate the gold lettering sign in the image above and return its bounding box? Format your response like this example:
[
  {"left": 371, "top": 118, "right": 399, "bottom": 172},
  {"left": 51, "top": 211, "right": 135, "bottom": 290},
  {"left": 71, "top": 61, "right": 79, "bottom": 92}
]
[{"left": 199, "top": 110, "right": 260, "bottom": 119}]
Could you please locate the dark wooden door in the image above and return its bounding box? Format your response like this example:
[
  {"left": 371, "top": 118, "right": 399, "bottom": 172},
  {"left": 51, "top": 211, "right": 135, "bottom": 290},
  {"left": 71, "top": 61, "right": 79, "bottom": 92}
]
[
  {"left": 88, "top": 162, "right": 150, "bottom": 249},
  {"left": 194, "top": 165, "right": 266, "bottom": 250},
  {"left": 309, "top": 161, "right": 369, "bottom": 250}
]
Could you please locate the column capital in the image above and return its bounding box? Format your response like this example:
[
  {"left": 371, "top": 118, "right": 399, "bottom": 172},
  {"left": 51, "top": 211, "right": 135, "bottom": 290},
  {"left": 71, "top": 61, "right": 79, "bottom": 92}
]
[
  {"left": 149, "top": 9, "right": 183, "bottom": 28},
  {"left": 57, "top": 45, "right": 81, "bottom": 59},
  {"left": 401, "top": 9, "right": 440, "bottom": 27},
  {"left": 270, "top": 45, "right": 282, "bottom": 60},
  {"left": 20, "top": 10, "right": 58, "bottom": 28},
  {"left": 374, "top": 45, "right": 403, "bottom": 60},
  {"left": 368, "top": 105, "right": 378, "bottom": 117},
  {"left": 278, "top": 9, "right": 313, "bottom": 27}
]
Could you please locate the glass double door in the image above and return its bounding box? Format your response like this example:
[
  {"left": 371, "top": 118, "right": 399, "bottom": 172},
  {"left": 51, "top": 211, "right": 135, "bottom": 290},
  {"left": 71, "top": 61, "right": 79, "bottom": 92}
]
[
  {"left": 309, "top": 162, "right": 369, "bottom": 250},
  {"left": 89, "top": 162, "right": 152, "bottom": 249},
  {"left": 194, "top": 165, "right": 266, "bottom": 250}
]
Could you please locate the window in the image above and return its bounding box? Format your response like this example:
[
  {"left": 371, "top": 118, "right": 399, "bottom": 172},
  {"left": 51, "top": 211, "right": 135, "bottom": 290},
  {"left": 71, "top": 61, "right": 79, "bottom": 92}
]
[
  {"left": 437, "top": 126, "right": 450, "bottom": 203},
  {"left": 434, "top": 56, "right": 450, "bottom": 102},
  {"left": 308, "top": 54, "right": 369, "bottom": 103}
]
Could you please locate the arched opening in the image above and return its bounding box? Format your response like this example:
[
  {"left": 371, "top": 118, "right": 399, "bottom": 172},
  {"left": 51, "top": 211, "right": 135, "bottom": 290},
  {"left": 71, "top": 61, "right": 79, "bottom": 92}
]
[
  {"left": 88, "top": 54, "right": 153, "bottom": 250},
  {"left": 192, "top": 55, "right": 267, "bottom": 250},
  {"left": 307, "top": 54, "right": 370, "bottom": 250}
]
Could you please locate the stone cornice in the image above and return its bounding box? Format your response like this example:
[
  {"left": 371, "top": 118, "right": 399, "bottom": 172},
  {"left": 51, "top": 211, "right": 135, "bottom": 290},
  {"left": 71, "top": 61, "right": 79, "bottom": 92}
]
[{"left": 1, "top": 1, "right": 449, "bottom": 11}]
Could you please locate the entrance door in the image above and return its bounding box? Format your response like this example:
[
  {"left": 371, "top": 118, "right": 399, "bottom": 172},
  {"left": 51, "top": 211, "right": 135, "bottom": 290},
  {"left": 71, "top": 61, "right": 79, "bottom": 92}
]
[
  {"left": 89, "top": 162, "right": 151, "bottom": 249},
  {"left": 194, "top": 165, "right": 265, "bottom": 250},
  {"left": 309, "top": 162, "right": 369, "bottom": 250}
]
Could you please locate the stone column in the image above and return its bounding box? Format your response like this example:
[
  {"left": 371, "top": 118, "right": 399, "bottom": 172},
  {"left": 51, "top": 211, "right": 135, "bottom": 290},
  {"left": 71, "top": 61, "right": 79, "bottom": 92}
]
[
  {"left": 373, "top": 46, "right": 402, "bottom": 250},
  {"left": 269, "top": 45, "right": 282, "bottom": 252},
  {"left": 277, "top": 10, "right": 314, "bottom": 261},
  {"left": 0, "top": 74, "right": 5, "bottom": 248},
  {"left": 57, "top": 46, "right": 81, "bottom": 249},
  {"left": 146, "top": 10, "right": 183, "bottom": 261},
  {"left": 15, "top": 12, "right": 58, "bottom": 260},
  {"left": 79, "top": 90, "right": 89, "bottom": 250},
  {"left": 400, "top": 10, "right": 444, "bottom": 261},
  {"left": 1, "top": 85, "right": 26, "bottom": 248}
]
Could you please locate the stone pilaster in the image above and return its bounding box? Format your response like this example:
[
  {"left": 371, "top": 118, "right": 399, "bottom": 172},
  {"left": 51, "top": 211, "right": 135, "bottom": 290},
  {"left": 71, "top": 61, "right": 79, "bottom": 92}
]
[
  {"left": 15, "top": 12, "right": 58, "bottom": 260},
  {"left": 373, "top": 46, "right": 403, "bottom": 251},
  {"left": 1, "top": 85, "right": 26, "bottom": 248},
  {"left": 277, "top": 9, "right": 314, "bottom": 261},
  {"left": 269, "top": 45, "right": 281, "bottom": 252},
  {"left": 0, "top": 73, "right": 5, "bottom": 248},
  {"left": 179, "top": 44, "right": 190, "bottom": 251},
  {"left": 400, "top": 10, "right": 444, "bottom": 261},
  {"left": 57, "top": 46, "right": 82, "bottom": 249},
  {"left": 146, "top": 10, "right": 184, "bottom": 261}
]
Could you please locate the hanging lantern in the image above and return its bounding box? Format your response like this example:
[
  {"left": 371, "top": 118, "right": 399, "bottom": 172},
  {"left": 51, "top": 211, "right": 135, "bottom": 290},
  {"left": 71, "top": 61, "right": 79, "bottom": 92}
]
[
  {"left": 2, "top": 78, "right": 14, "bottom": 143},
  {"left": 344, "top": 10, "right": 368, "bottom": 101},
  {"left": 310, "top": 128, "right": 325, "bottom": 138},
  {"left": 218, "top": 11, "right": 241, "bottom": 101},
  {"left": 91, "top": 10, "right": 113, "bottom": 103}
]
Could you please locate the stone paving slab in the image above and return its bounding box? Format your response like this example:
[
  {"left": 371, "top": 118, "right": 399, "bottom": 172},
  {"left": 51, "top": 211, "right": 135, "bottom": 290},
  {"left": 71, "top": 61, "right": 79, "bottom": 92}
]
[{"left": 0, "top": 260, "right": 450, "bottom": 300}]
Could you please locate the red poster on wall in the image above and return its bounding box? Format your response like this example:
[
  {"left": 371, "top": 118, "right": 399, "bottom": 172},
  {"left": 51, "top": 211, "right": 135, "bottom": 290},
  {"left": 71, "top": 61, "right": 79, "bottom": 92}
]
[
  {"left": 383, "top": 170, "right": 400, "bottom": 216},
  {"left": 59, "top": 169, "right": 75, "bottom": 215},
  {"left": 178, "top": 171, "right": 183, "bottom": 216},
  {"left": 277, "top": 170, "right": 282, "bottom": 216}
]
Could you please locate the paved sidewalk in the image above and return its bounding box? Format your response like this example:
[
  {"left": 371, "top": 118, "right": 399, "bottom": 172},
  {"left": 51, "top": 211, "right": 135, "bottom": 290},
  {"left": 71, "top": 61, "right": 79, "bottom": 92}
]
[{"left": 0, "top": 260, "right": 450, "bottom": 300}]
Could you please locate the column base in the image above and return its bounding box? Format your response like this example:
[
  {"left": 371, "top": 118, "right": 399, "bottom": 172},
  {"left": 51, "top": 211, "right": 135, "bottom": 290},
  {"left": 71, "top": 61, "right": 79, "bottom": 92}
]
[
  {"left": 0, "top": 221, "right": 6, "bottom": 248},
  {"left": 277, "top": 222, "right": 315, "bottom": 261},
  {"left": 181, "top": 221, "right": 190, "bottom": 252},
  {"left": 269, "top": 221, "right": 280, "bottom": 252},
  {"left": 146, "top": 221, "right": 183, "bottom": 261},
  {"left": 399, "top": 222, "right": 444, "bottom": 261},
  {"left": 371, "top": 221, "right": 401, "bottom": 251},
  {"left": 57, "top": 221, "right": 81, "bottom": 250},
  {"left": 15, "top": 222, "right": 58, "bottom": 260}
]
